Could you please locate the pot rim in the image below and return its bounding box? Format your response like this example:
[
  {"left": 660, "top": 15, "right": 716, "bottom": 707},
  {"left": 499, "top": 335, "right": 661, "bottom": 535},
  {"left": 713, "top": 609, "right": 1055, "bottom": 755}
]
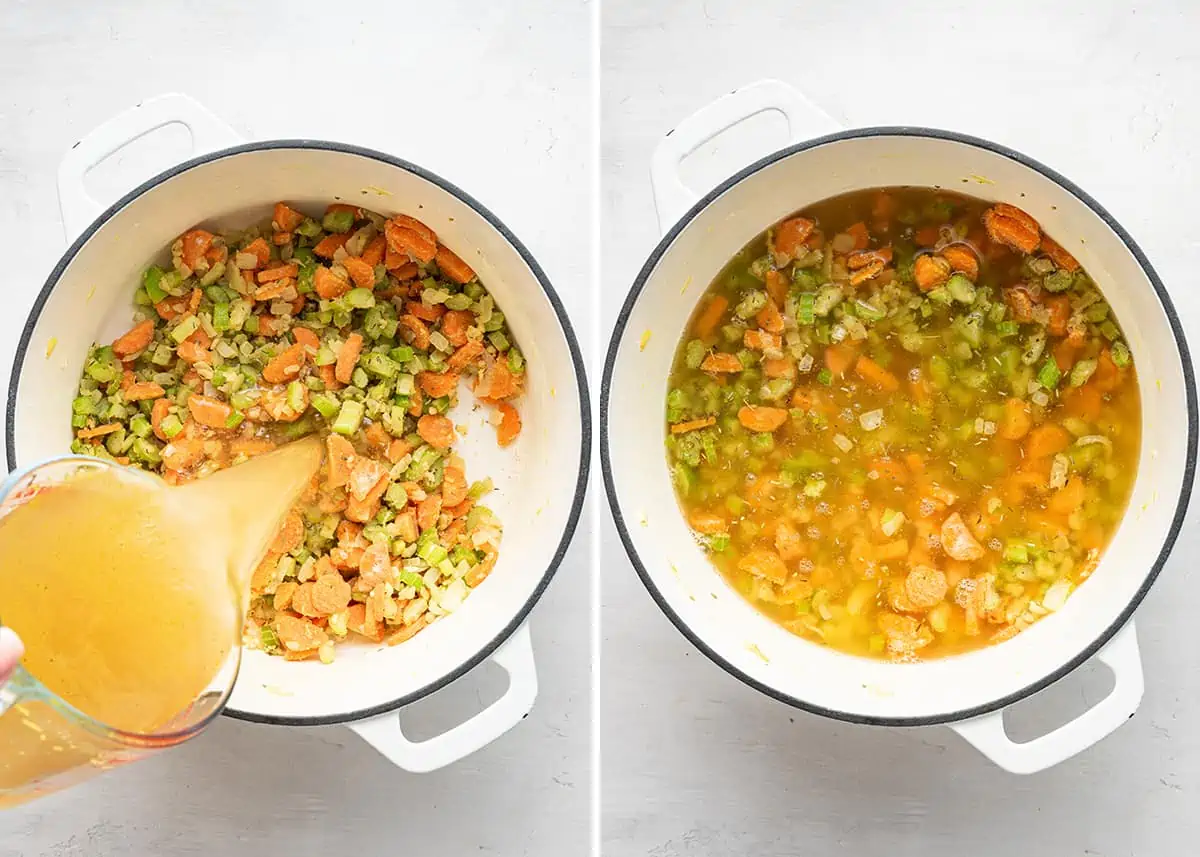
[
  {"left": 601, "top": 125, "right": 1197, "bottom": 726},
  {"left": 6, "top": 139, "right": 593, "bottom": 727}
]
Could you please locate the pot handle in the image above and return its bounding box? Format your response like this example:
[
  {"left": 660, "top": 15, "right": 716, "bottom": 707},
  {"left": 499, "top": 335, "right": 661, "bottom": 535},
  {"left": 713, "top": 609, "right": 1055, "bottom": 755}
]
[
  {"left": 650, "top": 79, "right": 840, "bottom": 233},
  {"left": 57, "top": 93, "right": 242, "bottom": 243},
  {"left": 949, "top": 621, "right": 1143, "bottom": 774},
  {"left": 347, "top": 623, "right": 538, "bottom": 773}
]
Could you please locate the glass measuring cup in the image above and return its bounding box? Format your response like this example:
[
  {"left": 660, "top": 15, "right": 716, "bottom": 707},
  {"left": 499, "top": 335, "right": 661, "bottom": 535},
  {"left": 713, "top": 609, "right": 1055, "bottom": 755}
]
[{"left": 0, "top": 457, "right": 241, "bottom": 809}]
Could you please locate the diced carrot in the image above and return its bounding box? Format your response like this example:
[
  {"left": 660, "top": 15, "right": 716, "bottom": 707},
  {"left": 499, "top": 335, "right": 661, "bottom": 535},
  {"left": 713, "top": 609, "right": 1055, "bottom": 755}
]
[
  {"left": 941, "top": 244, "right": 979, "bottom": 280},
  {"left": 440, "top": 310, "right": 474, "bottom": 347},
  {"left": 870, "top": 457, "right": 909, "bottom": 485},
  {"left": 180, "top": 229, "right": 215, "bottom": 270},
  {"left": 273, "top": 203, "right": 305, "bottom": 232},
  {"left": 418, "top": 414, "right": 456, "bottom": 449},
  {"left": 823, "top": 343, "right": 858, "bottom": 376},
  {"left": 737, "top": 405, "right": 788, "bottom": 432},
  {"left": 756, "top": 299, "right": 784, "bottom": 334},
  {"left": 496, "top": 403, "right": 522, "bottom": 446},
  {"left": 914, "top": 225, "right": 940, "bottom": 247},
  {"left": 314, "top": 266, "right": 350, "bottom": 299},
  {"left": 124, "top": 381, "right": 165, "bottom": 402},
  {"left": 904, "top": 452, "right": 926, "bottom": 475},
  {"left": 737, "top": 549, "right": 788, "bottom": 584},
  {"left": 743, "top": 329, "right": 781, "bottom": 351},
  {"left": 854, "top": 355, "right": 899, "bottom": 392},
  {"left": 335, "top": 333, "right": 364, "bottom": 385},
  {"left": 112, "top": 320, "right": 155, "bottom": 358},
  {"left": 1093, "top": 348, "right": 1122, "bottom": 393},
  {"left": 435, "top": 245, "right": 476, "bottom": 284},
  {"left": 418, "top": 370, "right": 459, "bottom": 398},
  {"left": 913, "top": 254, "right": 951, "bottom": 291},
  {"left": 325, "top": 202, "right": 362, "bottom": 220},
  {"left": 386, "top": 438, "right": 414, "bottom": 464},
  {"left": 774, "top": 217, "right": 815, "bottom": 261},
  {"left": 999, "top": 398, "right": 1033, "bottom": 440},
  {"left": 341, "top": 256, "right": 375, "bottom": 289},
  {"left": 406, "top": 301, "right": 445, "bottom": 322},
  {"left": 700, "top": 352, "right": 742, "bottom": 373},
  {"left": 325, "top": 434, "right": 356, "bottom": 489},
  {"left": 1041, "top": 235, "right": 1080, "bottom": 273},
  {"left": 1064, "top": 384, "right": 1102, "bottom": 422},
  {"left": 362, "top": 235, "right": 387, "bottom": 267},
  {"left": 385, "top": 218, "right": 437, "bottom": 264},
  {"left": 874, "top": 539, "right": 909, "bottom": 561},
  {"left": 448, "top": 340, "right": 486, "bottom": 372},
  {"left": 187, "top": 395, "right": 233, "bottom": 429},
  {"left": 845, "top": 222, "right": 869, "bottom": 251},
  {"left": 1025, "top": 423, "right": 1070, "bottom": 459},
  {"left": 1052, "top": 339, "right": 1077, "bottom": 373},
  {"left": 1048, "top": 477, "right": 1087, "bottom": 515},
  {"left": 273, "top": 231, "right": 293, "bottom": 246},
  {"left": 1045, "top": 295, "right": 1070, "bottom": 337},
  {"left": 693, "top": 295, "right": 729, "bottom": 338},
  {"left": 670, "top": 417, "right": 716, "bottom": 435},
  {"left": 263, "top": 342, "right": 307, "bottom": 385},
  {"left": 76, "top": 422, "right": 122, "bottom": 440},
  {"left": 242, "top": 237, "right": 270, "bottom": 269},
  {"left": 258, "top": 263, "right": 299, "bottom": 284},
  {"left": 292, "top": 327, "right": 320, "bottom": 352},
  {"left": 762, "top": 357, "right": 796, "bottom": 380},
  {"left": 689, "top": 510, "right": 727, "bottom": 535},
  {"left": 764, "top": 270, "right": 789, "bottom": 307},
  {"left": 398, "top": 314, "right": 431, "bottom": 350},
  {"left": 313, "top": 232, "right": 352, "bottom": 259}
]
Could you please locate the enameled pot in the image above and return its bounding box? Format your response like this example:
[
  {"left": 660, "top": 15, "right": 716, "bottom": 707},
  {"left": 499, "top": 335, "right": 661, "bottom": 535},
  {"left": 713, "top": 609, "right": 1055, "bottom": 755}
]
[
  {"left": 7, "top": 94, "right": 590, "bottom": 773},
  {"left": 602, "top": 80, "right": 1195, "bottom": 773}
]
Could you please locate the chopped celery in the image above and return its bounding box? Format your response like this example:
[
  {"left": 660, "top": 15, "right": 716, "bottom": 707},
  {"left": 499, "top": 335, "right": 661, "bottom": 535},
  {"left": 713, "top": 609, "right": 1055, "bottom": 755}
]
[
  {"left": 1037, "top": 357, "right": 1061, "bottom": 389},
  {"left": 311, "top": 394, "right": 340, "bottom": 419},
  {"left": 160, "top": 414, "right": 184, "bottom": 439},
  {"left": 143, "top": 266, "right": 167, "bottom": 303},
  {"left": 322, "top": 210, "right": 355, "bottom": 233},
  {"left": 332, "top": 400, "right": 364, "bottom": 435}
]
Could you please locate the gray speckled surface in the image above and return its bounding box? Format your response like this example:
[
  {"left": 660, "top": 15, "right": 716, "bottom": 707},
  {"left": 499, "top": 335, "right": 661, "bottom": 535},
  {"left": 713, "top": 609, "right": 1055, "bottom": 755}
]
[
  {"left": 600, "top": 1, "right": 1200, "bottom": 854},
  {"left": 0, "top": 1, "right": 592, "bottom": 854}
]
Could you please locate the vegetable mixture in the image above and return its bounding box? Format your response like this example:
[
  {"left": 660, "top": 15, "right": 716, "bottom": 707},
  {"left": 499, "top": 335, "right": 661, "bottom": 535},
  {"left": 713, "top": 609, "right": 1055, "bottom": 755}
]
[
  {"left": 70, "top": 202, "right": 525, "bottom": 663},
  {"left": 666, "top": 188, "right": 1139, "bottom": 661}
]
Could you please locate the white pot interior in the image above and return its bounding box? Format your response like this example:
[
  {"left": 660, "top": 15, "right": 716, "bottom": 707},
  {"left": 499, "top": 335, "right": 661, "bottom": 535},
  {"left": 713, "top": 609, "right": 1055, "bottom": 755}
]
[
  {"left": 607, "top": 133, "right": 1192, "bottom": 722},
  {"left": 10, "top": 146, "right": 586, "bottom": 722}
]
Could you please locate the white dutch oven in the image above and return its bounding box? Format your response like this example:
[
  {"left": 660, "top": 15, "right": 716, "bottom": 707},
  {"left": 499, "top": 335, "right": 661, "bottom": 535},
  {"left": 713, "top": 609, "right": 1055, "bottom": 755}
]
[
  {"left": 7, "top": 95, "right": 590, "bottom": 772},
  {"left": 602, "top": 80, "right": 1196, "bottom": 773}
]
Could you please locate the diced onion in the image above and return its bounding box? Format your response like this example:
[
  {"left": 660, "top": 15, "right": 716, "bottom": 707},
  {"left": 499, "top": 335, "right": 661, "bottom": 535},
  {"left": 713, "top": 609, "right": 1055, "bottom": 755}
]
[
  {"left": 833, "top": 434, "right": 853, "bottom": 452},
  {"left": 859, "top": 409, "right": 884, "bottom": 431}
]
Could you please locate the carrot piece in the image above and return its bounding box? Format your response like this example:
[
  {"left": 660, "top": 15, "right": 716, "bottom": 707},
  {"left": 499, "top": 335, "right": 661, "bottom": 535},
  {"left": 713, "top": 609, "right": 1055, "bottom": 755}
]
[
  {"left": 999, "top": 398, "right": 1033, "bottom": 440},
  {"left": 313, "top": 232, "right": 352, "bottom": 259},
  {"left": 342, "top": 256, "right": 375, "bottom": 289},
  {"left": 983, "top": 205, "right": 1041, "bottom": 254},
  {"left": 187, "top": 394, "right": 233, "bottom": 429},
  {"left": 689, "top": 510, "right": 727, "bottom": 535},
  {"left": 774, "top": 217, "right": 815, "bottom": 261},
  {"left": 335, "top": 333, "right": 364, "bottom": 385},
  {"left": 418, "top": 414, "right": 455, "bottom": 449},
  {"left": 292, "top": 327, "right": 320, "bottom": 352},
  {"left": 1064, "top": 384, "right": 1102, "bottom": 422},
  {"left": 362, "top": 235, "right": 387, "bottom": 267},
  {"left": 670, "top": 417, "right": 716, "bottom": 435},
  {"left": 242, "top": 237, "right": 270, "bottom": 269},
  {"left": 398, "top": 314, "right": 431, "bottom": 350},
  {"left": 1048, "top": 477, "right": 1087, "bottom": 515},
  {"left": 914, "top": 226, "right": 940, "bottom": 247},
  {"left": 913, "top": 254, "right": 951, "bottom": 291},
  {"left": 1041, "top": 235, "right": 1080, "bottom": 273},
  {"left": 854, "top": 355, "right": 899, "bottom": 392},
  {"left": 941, "top": 244, "right": 979, "bottom": 280},
  {"left": 76, "top": 422, "right": 122, "bottom": 440},
  {"left": 124, "top": 382, "right": 165, "bottom": 402},
  {"left": 314, "top": 265, "right": 350, "bottom": 299},
  {"left": 325, "top": 434, "right": 356, "bottom": 489},
  {"left": 737, "top": 405, "right": 788, "bottom": 432},
  {"left": 743, "top": 329, "right": 781, "bottom": 351},
  {"left": 418, "top": 370, "right": 460, "bottom": 398},
  {"left": 762, "top": 357, "right": 796, "bottom": 380},
  {"left": 845, "top": 222, "right": 869, "bottom": 251},
  {"left": 823, "top": 343, "right": 858, "bottom": 376},
  {"left": 700, "top": 352, "right": 742, "bottom": 373},
  {"left": 737, "top": 549, "right": 788, "bottom": 584},
  {"left": 1093, "top": 348, "right": 1122, "bottom": 393},
  {"left": 384, "top": 218, "right": 437, "bottom": 264},
  {"left": 496, "top": 403, "right": 522, "bottom": 446},
  {"left": 387, "top": 438, "right": 414, "bottom": 464},
  {"left": 325, "top": 202, "right": 362, "bottom": 220},
  {"left": 273, "top": 203, "right": 305, "bottom": 232},
  {"left": 449, "top": 340, "right": 486, "bottom": 372},
  {"left": 180, "top": 229, "right": 215, "bottom": 270},
  {"left": 406, "top": 301, "right": 445, "bottom": 323},
  {"left": 1045, "top": 295, "right": 1070, "bottom": 337},
  {"left": 1025, "top": 423, "right": 1070, "bottom": 459},
  {"left": 874, "top": 539, "right": 910, "bottom": 562},
  {"left": 253, "top": 280, "right": 290, "bottom": 302},
  {"left": 263, "top": 342, "right": 307, "bottom": 384},
  {"left": 112, "top": 320, "right": 155, "bottom": 358},
  {"left": 273, "top": 231, "right": 293, "bottom": 246},
  {"left": 440, "top": 310, "right": 474, "bottom": 347},
  {"left": 435, "top": 245, "right": 476, "bottom": 284},
  {"left": 1052, "top": 339, "right": 1077, "bottom": 373},
  {"left": 764, "top": 270, "right": 789, "bottom": 308},
  {"left": 257, "top": 263, "right": 298, "bottom": 284},
  {"left": 693, "top": 295, "right": 729, "bottom": 338},
  {"left": 756, "top": 299, "right": 784, "bottom": 334},
  {"left": 476, "top": 358, "right": 517, "bottom": 399},
  {"left": 870, "top": 457, "right": 909, "bottom": 485}
]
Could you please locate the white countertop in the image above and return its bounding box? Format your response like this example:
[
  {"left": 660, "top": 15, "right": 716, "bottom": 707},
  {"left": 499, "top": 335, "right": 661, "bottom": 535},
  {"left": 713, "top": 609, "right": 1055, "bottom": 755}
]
[
  {"left": 0, "top": 1, "right": 591, "bottom": 855},
  {"left": 601, "top": 1, "right": 1200, "bottom": 855}
]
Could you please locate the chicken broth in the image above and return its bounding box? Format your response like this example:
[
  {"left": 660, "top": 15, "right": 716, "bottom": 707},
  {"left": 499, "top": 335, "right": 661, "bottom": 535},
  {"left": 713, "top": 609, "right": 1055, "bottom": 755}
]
[{"left": 665, "top": 187, "right": 1140, "bottom": 661}]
